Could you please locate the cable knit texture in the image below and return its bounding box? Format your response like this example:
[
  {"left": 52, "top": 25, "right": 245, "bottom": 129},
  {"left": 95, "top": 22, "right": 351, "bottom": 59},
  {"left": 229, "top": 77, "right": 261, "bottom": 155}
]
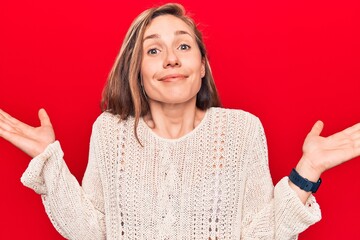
[{"left": 21, "top": 107, "right": 321, "bottom": 239}]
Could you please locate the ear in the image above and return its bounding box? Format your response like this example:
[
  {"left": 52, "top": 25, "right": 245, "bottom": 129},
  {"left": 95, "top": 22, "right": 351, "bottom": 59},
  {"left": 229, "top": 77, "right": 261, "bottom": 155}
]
[{"left": 201, "top": 59, "right": 206, "bottom": 78}]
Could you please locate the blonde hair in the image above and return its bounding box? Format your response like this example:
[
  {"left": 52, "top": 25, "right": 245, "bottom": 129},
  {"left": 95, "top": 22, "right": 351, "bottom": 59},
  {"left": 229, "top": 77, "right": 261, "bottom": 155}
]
[{"left": 101, "top": 3, "right": 221, "bottom": 144}]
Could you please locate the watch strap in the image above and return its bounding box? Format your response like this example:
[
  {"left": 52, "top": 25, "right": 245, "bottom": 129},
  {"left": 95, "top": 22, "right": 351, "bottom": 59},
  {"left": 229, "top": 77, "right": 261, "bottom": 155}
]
[{"left": 289, "top": 168, "right": 322, "bottom": 193}]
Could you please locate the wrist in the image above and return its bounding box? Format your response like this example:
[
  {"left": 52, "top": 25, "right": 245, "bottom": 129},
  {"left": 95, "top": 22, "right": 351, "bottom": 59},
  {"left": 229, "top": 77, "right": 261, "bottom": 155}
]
[{"left": 295, "top": 156, "right": 322, "bottom": 182}]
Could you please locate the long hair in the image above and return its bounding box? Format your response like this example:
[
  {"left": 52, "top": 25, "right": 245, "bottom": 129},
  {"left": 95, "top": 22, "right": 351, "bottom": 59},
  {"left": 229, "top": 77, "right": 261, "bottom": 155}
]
[{"left": 101, "top": 3, "right": 221, "bottom": 144}]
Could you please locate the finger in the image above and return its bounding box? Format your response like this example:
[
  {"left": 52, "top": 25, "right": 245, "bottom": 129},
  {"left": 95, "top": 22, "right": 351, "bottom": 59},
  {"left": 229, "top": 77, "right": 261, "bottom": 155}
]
[
  {"left": 0, "top": 129, "right": 38, "bottom": 157},
  {"left": 350, "top": 131, "right": 360, "bottom": 141},
  {"left": 343, "top": 123, "right": 360, "bottom": 135},
  {"left": 328, "top": 129, "right": 359, "bottom": 142},
  {"left": 308, "top": 120, "right": 324, "bottom": 137},
  {"left": 355, "top": 139, "right": 360, "bottom": 156},
  {"left": 0, "top": 124, "right": 27, "bottom": 145},
  {"left": 335, "top": 138, "right": 358, "bottom": 149},
  {"left": 0, "top": 113, "right": 17, "bottom": 133},
  {"left": 38, "top": 108, "right": 52, "bottom": 127},
  {"left": 340, "top": 136, "right": 360, "bottom": 157},
  {"left": 0, "top": 109, "right": 32, "bottom": 130},
  {"left": 0, "top": 110, "right": 43, "bottom": 139},
  {"left": 0, "top": 109, "right": 15, "bottom": 127},
  {"left": 0, "top": 124, "right": 15, "bottom": 139},
  {"left": 0, "top": 124, "right": 6, "bottom": 138}
]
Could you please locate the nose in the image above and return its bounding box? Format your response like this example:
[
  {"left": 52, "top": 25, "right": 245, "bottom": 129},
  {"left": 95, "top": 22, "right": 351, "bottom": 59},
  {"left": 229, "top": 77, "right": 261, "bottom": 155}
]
[{"left": 163, "top": 48, "right": 181, "bottom": 68}]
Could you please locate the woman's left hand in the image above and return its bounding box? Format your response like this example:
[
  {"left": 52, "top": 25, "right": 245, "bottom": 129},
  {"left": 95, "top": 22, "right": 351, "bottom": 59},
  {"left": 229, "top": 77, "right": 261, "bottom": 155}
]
[
  {"left": 291, "top": 121, "right": 360, "bottom": 202},
  {"left": 300, "top": 121, "right": 360, "bottom": 177}
]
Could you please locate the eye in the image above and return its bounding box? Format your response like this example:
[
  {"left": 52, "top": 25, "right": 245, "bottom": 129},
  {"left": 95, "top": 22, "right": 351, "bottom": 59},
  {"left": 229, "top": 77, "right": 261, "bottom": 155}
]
[
  {"left": 147, "top": 48, "right": 160, "bottom": 55},
  {"left": 178, "top": 44, "right": 191, "bottom": 50}
]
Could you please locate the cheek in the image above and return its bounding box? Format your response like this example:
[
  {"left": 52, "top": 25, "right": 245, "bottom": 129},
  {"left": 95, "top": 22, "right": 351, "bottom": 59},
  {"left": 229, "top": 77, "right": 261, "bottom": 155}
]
[
  {"left": 141, "top": 60, "right": 156, "bottom": 83},
  {"left": 186, "top": 54, "right": 204, "bottom": 77},
  {"left": 141, "top": 68, "right": 158, "bottom": 96}
]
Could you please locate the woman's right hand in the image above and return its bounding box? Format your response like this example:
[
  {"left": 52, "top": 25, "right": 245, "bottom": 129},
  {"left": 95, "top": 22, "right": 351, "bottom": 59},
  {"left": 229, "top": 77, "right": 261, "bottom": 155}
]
[{"left": 0, "top": 108, "right": 55, "bottom": 158}]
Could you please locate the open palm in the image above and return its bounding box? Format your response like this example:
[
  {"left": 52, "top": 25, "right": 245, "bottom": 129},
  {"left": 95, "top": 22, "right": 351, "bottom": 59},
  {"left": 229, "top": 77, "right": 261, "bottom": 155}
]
[
  {"left": 0, "top": 109, "right": 55, "bottom": 158},
  {"left": 302, "top": 121, "right": 360, "bottom": 174}
]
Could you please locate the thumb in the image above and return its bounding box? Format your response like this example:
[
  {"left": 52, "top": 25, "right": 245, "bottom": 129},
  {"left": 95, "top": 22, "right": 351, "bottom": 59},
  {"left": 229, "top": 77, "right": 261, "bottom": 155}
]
[
  {"left": 38, "top": 108, "right": 52, "bottom": 127},
  {"left": 308, "top": 120, "right": 324, "bottom": 137}
]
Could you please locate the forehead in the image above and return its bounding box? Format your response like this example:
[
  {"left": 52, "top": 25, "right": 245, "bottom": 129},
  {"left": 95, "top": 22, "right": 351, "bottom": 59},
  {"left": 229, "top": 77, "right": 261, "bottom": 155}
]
[{"left": 144, "top": 14, "right": 194, "bottom": 38}]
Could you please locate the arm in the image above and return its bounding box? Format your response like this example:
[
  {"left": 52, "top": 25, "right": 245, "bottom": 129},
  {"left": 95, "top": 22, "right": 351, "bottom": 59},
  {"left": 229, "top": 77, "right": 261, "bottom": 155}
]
[
  {"left": 0, "top": 109, "right": 106, "bottom": 239},
  {"left": 21, "top": 138, "right": 106, "bottom": 239}
]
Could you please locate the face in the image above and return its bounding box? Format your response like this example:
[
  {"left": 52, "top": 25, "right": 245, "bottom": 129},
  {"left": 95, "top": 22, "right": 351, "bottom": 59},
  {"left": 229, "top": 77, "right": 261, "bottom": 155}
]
[{"left": 141, "top": 14, "right": 205, "bottom": 106}]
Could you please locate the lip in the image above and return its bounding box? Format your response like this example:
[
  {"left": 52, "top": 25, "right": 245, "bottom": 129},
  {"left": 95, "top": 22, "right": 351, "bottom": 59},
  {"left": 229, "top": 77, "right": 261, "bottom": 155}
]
[{"left": 159, "top": 74, "right": 187, "bottom": 82}]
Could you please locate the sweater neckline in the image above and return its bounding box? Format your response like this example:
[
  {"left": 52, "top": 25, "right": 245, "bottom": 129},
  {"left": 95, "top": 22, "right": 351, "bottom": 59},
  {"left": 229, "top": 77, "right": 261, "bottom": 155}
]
[{"left": 139, "top": 108, "right": 212, "bottom": 143}]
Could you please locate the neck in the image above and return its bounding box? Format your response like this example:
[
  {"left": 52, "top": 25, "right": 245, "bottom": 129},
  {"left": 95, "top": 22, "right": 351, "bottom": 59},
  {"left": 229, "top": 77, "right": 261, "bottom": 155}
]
[{"left": 145, "top": 99, "right": 205, "bottom": 139}]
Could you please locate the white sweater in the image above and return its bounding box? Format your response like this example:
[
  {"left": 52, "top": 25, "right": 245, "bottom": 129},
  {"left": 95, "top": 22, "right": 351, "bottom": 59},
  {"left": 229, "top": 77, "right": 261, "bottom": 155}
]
[{"left": 21, "top": 107, "right": 321, "bottom": 239}]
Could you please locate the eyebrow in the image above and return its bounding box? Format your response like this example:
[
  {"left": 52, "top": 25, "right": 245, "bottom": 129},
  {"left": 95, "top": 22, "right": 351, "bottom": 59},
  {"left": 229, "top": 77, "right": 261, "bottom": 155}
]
[{"left": 143, "top": 30, "right": 193, "bottom": 42}]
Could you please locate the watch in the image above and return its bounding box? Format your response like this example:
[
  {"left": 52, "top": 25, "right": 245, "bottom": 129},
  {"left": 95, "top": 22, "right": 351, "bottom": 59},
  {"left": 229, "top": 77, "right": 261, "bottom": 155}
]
[{"left": 289, "top": 168, "right": 322, "bottom": 193}]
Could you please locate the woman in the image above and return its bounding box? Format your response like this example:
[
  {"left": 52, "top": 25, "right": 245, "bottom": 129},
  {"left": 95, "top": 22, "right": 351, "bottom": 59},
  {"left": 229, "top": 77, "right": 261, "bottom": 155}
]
[{"left": 0, "top": 3, "right": 359, "bottom": 240}]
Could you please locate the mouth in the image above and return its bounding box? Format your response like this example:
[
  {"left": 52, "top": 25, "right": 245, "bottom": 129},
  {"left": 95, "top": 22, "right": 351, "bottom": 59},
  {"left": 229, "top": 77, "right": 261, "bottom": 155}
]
[{"left": 159, "top": 74, "right": 187, "bottom": 82}]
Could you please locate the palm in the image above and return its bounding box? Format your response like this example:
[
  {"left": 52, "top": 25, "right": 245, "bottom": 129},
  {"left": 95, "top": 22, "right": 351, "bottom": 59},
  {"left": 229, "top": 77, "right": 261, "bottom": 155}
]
[
  {"left": 0, "top": 109, "right": 55, "bottom": 158},
  {"left": 302, "top": 121, "right": 360, "bottom": 173}
]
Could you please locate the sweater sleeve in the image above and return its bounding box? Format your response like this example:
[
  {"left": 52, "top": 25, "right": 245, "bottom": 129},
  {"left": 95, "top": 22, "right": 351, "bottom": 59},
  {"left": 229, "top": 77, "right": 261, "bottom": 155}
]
[
  {"left": 20, "top": 121, "right": 106, "bottom": 240},
  {"left": 240, "top": 118, "right": 321, "bottom": 240}
]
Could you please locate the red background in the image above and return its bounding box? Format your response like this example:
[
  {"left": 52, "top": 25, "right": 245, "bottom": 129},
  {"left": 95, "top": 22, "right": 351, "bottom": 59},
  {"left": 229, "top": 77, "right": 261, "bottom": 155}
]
[{"left": 1, "top": 0, "right": 359, "bottom": 239}]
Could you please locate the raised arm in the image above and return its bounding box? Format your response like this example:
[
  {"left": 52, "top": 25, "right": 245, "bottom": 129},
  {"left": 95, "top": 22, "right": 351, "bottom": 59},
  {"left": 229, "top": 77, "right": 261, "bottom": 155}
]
[
  {"left": 241, "top": 118, "right": 321, "bottom": 239},
  {"left": 0, "top": 109, "right": 106, "bottom": 239}
]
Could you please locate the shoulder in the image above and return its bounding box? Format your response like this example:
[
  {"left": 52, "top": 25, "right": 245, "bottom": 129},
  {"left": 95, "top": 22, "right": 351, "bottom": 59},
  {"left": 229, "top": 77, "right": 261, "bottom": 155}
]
[
  {"left": 208, "top": 107, "right": 264, "bottom": 142},
  {"left": 93, "top": 111, "right": 120, "bottom": 127},
  {"left": 209, "top": 107, "right": 262, "bottom": 127},
  {"left": 92, "top": 111, "right": 131, "bottom": 135}
]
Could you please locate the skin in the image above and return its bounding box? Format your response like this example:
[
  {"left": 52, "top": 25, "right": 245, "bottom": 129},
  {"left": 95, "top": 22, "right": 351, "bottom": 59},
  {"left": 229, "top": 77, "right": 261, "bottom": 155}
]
[
  {"left": 141, "top": 15, "right": 206, "bottom": 139},
  {"left": 293, "top": 120, "right": 360, "bottom": 202},
  {"left": 1, "top": 14, "right": 360, "bottom": 205}
]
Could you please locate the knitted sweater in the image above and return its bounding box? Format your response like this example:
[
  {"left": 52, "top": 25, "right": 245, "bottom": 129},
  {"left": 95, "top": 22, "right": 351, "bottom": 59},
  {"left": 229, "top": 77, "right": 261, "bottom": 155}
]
[{"left": 21, "top": 107, "right": 321, "bottom": 240}]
